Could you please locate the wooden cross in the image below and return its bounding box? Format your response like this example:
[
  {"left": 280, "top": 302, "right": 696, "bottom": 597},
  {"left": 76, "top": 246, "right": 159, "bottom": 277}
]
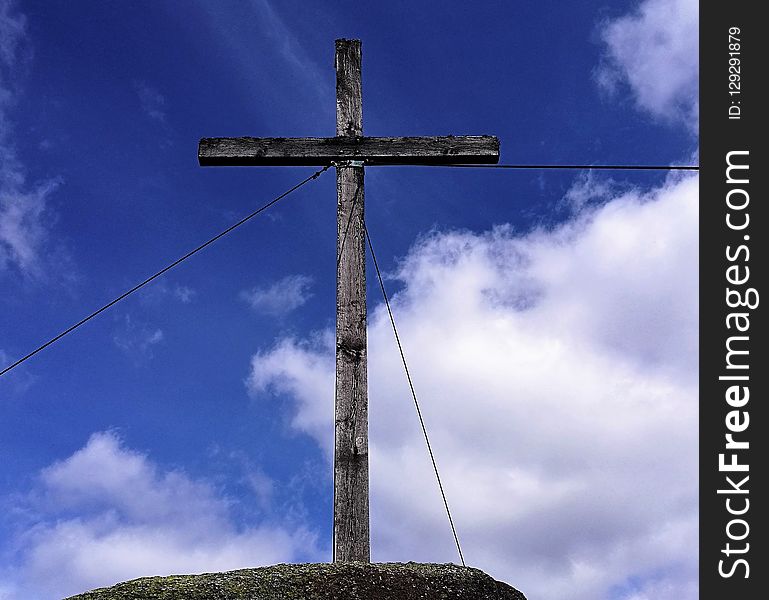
[{"left": 199, "top": 39, "right": 499, "bottom": 563}]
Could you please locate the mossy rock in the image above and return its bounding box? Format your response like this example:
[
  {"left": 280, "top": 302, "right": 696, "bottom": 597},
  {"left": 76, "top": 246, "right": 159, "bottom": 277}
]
[{"left": 65, "top": 561, "right": 526, "bottom": 599}]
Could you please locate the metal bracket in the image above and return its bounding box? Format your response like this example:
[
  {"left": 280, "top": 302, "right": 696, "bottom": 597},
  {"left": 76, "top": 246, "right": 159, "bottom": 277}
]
[{"left": 333, "top": 160, "right": 365, "bottom": 168}]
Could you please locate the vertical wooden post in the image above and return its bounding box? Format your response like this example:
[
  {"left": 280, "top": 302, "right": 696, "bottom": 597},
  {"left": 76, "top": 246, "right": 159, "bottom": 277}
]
[{"left": 333, "top": 39, "right": 370, "bottom": 563}]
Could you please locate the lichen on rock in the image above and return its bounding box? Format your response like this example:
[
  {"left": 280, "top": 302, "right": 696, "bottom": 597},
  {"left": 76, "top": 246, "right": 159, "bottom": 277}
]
[{"left": 64, "top": 561, "right": 527, "bottom": 600}]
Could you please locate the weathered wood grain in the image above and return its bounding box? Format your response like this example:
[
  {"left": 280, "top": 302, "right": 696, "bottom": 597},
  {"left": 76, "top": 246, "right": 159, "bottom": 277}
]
[
  {"left": 333, "top": 39, "right": 370, "bottom": 564},
  {"left": 198, "top": 135, "right": 500, "bottom": 166},
  {"left": 336, "top": 39, "right": 362, "bottom": 137}
]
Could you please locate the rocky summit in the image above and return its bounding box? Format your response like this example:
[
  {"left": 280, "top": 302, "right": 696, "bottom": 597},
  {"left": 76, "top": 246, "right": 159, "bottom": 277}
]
[{"left": 65, "top": 562, "right": 527, "bottom": 600}]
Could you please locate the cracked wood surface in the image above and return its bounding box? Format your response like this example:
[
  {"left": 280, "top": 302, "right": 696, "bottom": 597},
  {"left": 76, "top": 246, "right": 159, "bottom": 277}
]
[
  {"left": 333, "top": 39, "right": 370, "bottom": 564},
  {"left": 198, "top": 136, "right": 500, "bottom": 166}
]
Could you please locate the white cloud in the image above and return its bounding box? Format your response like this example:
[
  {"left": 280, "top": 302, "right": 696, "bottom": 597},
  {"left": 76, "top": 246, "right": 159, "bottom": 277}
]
[
  {"left": 1, "top": 431, "right": 319, "bottom": 599},
  {"left": 241, "top": 274, "right": 314, "bottom": 317},
  {"left": 561, "top": 171, "right": 622, "bottom": 212},
  {"left": 247, "top": 331, "right": 334, "bottom": 444},
  {"left": 0, "top": 0, "right": 62, "bottom": 279},
  {"left": 596, "top": 0, "right": 698, "bottom": 128},
  {"left": 247, "top": 174, "right": 699, "bottom": 600}
]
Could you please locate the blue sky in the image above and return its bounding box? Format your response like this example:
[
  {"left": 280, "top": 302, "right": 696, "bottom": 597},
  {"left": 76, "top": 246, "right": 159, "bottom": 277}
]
[{"left": 1, "top": 1, "right": 698, "bottom": 599}]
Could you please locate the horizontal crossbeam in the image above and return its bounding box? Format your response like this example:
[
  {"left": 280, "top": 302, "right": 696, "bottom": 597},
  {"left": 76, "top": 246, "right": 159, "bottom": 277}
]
[{"left": 198, "top": 135, "right": 499, "bottom": 166}]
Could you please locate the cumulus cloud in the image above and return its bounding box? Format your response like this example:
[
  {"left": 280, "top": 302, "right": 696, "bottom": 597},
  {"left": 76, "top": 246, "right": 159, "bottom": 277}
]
[
  {"left": 241, "top": 274, "right": 314, "bottom": 317},
  {"left": 1, "top": 431, "right": 319, "bottom": 599},
  {"left": 247, "top": 331, "right": 334, "bottom": 444},
  {"left": 0, "top": 0, "right": 62, "bottom": 279},
  {"left": 246, "top": 174, "right": 699, "bottom": 600},
  {"left": 596, "top": 0, "right": 699, "bottom": 128}
]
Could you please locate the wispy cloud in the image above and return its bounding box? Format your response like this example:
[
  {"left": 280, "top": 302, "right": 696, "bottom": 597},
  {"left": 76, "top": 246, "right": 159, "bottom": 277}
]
[
  {"left": 0, "top": 431, "right": 319, "bottom": 599},
  {"left": 0, "top": 347, "right": 34, "bottom": 396},
  {"left": 0, "top": 0, "right": 65, "bottom": 280},
  {"left": 247, "top": 174, "right": 699, "bottom": 600},
  {"left": 560, "top": 170, "right": 625, "bottom": 213},
  {"left": 0, "top": 179, "right": 60, "bottom": 277},
  {"left": 139, "top": 281, "right": 197, "bottom": 306},
  {"left": 241, "top": 274, "right": 313, "bottom": 317},
  {"left": 252, "top": 0, "right": 329, "bottom": 101},
  {"left": 195, "top": 0, "right": 332, "bottom": 125},
  {"left": 133, "top": 81, "right": 166, "bottom": 123},
  {"left": 595, "top": 0, "right": 699, "bottom": 129},
  {"left": 112, "top": 315, "right": 164, "bottom": 360},
  {"left": 244, "top": 468, "right": 275, "bottom": 511},
  {"left": 173, "top": 285, "right": 196, "bottom": 303}
]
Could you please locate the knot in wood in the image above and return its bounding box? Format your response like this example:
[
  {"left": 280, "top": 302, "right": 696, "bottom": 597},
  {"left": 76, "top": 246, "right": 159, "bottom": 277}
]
[
  {"left": 336, "top": 342, "right": 366, "bottom": 362},
  {"left": 337, "top": 341, "right": 365, "bottom": 361}
]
